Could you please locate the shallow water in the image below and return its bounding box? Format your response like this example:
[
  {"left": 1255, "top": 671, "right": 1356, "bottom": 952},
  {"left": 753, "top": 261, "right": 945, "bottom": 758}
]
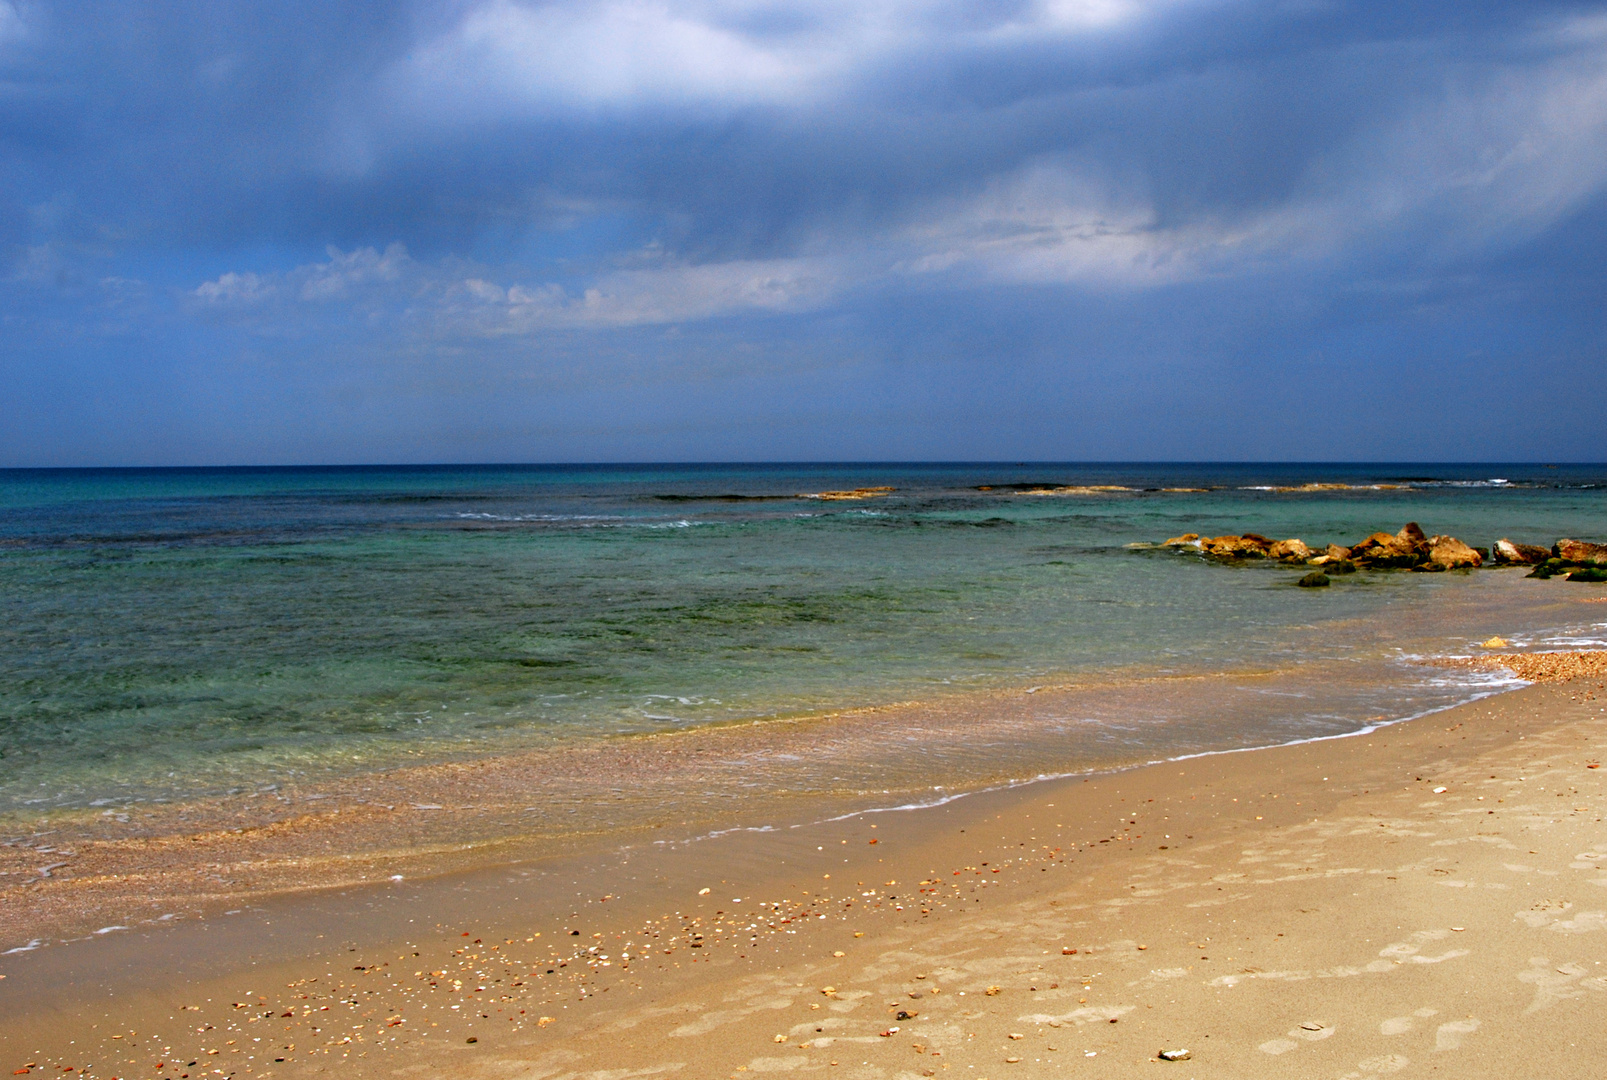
[{"left": 2, "top": 463, "right": 1603, "bottom": 822}]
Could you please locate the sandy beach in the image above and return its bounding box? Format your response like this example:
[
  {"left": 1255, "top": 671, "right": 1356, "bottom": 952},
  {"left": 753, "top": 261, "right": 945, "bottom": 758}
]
[{"left": 3, "top": 655, "right": 1605, "bottom": 1078}]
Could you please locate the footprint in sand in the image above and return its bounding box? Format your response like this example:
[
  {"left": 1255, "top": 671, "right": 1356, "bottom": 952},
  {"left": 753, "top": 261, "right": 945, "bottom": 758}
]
[
  {"left": 1517, "top": 907, "right": 1607, "bottom": 934},
  {"left": 1568, "top": 850, "right": 1607, "bottom": 870},
  {"left": 1376, "top": 928, "right": 1470, "bottom": 966},
  {"left": 1434, "top": 1018, "right": 1480, "bottom": 1051},
  {"left": 1257, "top": 1021, "right": 1333, "bottom": 1055},
  {"left": 1379, "top": 1007, "right": 1438, "bottom": 1035},
  {"left": 1517, "top": 956, "right": 1607, "bottom": 1012},
  {"left": 1352, "top": 1053, "right": 1410, "bottom": 1074}
]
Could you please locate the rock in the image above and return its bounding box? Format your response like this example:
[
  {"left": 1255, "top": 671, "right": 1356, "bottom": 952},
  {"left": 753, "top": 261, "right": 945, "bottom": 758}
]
[
  {"left": 1268, "top": 538, "right": 1312, "bottom": 562},
  {"left": 1482, "top": 637, "right": 1508, "bottom": 648},
  {"left": 1297, "top": 572, "right": 1330, "bottom": 588},
  {"left": 1325, "top": 559, "right": 1356, "bottom": 575},
  {"left": 1427, "top": 535, "right": 1482, "bottom": 570},
  {"left": 1348, "top": 531, "right": 1395, "bottom": 551},
  {"left": 1161, "top": 533, "right": 1201, "bottom": 546},
  {"left": 1554, "top": 539, "right": 1607, "bottom": 566},
  {"left": 1493, "top": 539, "right": 1548, "bottom": 565},
  {"left": 1201, "top": 535, "right": 1270, "bottom": 558},
  {"left": 1158, "top": 1049, "right": 1192, "bottom": 1061},
  {"left": 1568, "top": 568, "right": 1607, "bottom": 583},
  {"left": 1324, "top": 544, "right": 1351, "bottom": 561},
  {"left": 1348, "top": 526, "right": 1425, "bottom": 568}
]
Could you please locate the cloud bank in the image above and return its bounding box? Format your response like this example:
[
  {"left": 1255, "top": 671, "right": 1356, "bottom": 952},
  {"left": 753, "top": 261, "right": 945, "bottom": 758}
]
[{"left": 3, "top": 1, "right": 1606, "bottom": 464}]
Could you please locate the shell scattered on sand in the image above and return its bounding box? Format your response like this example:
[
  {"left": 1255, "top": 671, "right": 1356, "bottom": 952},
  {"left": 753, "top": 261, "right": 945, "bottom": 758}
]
[{"left": 1432, "top": 650, "right": 1607, "bottom": 683}]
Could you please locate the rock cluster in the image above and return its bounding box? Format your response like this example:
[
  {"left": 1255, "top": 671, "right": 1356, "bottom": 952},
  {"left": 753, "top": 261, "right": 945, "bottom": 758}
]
[
  {"left": 1161, "top": 523, "right": 1488, "bottom": 572},
  {"left": 1161, "top": 526, "right": 1607, "bottom": 584},
  {"left": 1524, "top": 539, "right": 1607, "bottom": 582}
]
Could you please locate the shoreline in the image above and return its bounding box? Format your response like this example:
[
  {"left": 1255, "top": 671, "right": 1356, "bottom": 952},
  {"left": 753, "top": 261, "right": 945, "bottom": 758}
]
[
  {"left": 0, "top": 647, "right": 1544, "bottom": 950},
  {"left": 3, "top": 659, "right": 1606, "bottom": 1077}
]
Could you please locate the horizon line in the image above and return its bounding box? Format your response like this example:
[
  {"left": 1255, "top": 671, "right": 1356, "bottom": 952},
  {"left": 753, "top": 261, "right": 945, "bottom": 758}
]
[{"left": 2, "top": 460, "right": 1603, "bottom": 473}]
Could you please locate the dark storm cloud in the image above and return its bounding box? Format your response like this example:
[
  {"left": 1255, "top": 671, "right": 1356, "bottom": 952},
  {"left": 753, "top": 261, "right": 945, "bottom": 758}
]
[{"left": 1, "top": 1, "right": 1593, "bottom": 251}]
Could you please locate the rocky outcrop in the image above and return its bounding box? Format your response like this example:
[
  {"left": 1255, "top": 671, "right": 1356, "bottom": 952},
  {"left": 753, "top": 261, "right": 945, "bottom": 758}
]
[
  {"left": 1554, "top": 539, "right": 1607, "bottom": 566},
  {"left": 1152, "top": 521, "right": 1586, "bottom": 581},
  {"left": 1426, "top": 535, "right": 1483, "bottom": 570},
  {"left": 1200, "top": 535, "right": 1270, "bottom": 558},
  {"left": 1268, "top": 539, "right": 1313, "bottom": 562},
  {"left": 1493, "top": 539, "right": 1548, "bottom": 565},
  {"left": 1526, "top": 538, "right": 1607, "bottom": 580},
  {"left": 1347, "top": 524, "right": 1431, "bottom": 568}
]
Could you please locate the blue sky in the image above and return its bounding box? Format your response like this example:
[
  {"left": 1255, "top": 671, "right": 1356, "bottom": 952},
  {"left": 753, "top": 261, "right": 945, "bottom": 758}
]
[{"left": 2, "top": 0, "right": 1604, "bottom": 465}]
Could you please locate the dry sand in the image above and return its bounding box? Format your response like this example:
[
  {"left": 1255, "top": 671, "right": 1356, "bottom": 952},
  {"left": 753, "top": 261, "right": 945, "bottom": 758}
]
[{"left": 3, "top": 664, "right": 1607, "bottom": 1078}]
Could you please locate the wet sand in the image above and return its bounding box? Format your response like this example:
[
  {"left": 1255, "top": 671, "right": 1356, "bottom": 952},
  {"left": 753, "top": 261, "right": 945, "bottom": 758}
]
[
  {"left": 3, "top": 659, "right": 1605, "bottom": 1078},
  {"left": 0, "top": 659, "right": 1501, "bottom": 950}
]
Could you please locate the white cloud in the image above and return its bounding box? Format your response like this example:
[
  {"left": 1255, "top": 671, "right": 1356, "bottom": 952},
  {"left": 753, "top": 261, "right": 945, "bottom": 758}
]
[
  {"left": 888, "top": 159, "right": 1204, "bottom": 286},
  {"left": 194, "top": 270, "right": 273, "bottom": 303},
  {"left": 392, "top": 0, "right": 1184, "bottom": 116},
  {"left": 194, "top": 244, "right": 415, "bottom": 306},
  {"left": 297, "top": 243, "right": 411, "bottom": 301},
  {"left": 441, "top": 257, "right": 841, "bottom": 331},
  {"left": 193, "top": 244, "right": 841, "bottom": 332}
]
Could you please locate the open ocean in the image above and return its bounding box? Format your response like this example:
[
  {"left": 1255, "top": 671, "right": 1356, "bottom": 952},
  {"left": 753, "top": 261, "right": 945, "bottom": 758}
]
[{"left": 2, "top": 463, "right": 1605, "bottom": 824}]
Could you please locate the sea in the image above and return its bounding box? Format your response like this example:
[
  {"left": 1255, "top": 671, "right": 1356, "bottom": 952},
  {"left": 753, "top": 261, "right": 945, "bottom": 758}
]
[{"left": 2, "top": 463, "right": 1604, "bottom": 830}]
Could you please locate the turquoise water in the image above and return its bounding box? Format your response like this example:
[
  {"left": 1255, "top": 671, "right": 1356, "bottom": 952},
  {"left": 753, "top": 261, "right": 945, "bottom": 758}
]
[{"left": 2, "top": 463, "right": 1604, "bottom": 814}]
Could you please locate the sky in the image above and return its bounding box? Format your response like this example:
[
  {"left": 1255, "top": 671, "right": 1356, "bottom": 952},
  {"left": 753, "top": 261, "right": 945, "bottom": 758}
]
[{"left": 2, "top": 0, "right": 1605, "bottom": 466}]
